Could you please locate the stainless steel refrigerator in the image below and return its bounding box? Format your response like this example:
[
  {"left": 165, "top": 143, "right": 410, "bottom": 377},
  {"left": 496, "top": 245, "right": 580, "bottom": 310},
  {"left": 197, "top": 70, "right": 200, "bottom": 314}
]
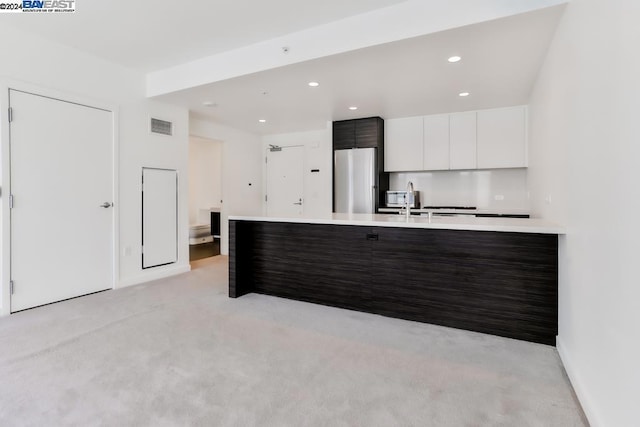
[{"left": 334, "top": 148, "right": 376, "bottom": 213}]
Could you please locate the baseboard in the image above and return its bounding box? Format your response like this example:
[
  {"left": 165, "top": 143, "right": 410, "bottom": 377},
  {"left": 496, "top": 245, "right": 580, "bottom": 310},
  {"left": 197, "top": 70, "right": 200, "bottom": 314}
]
[
  {"left": 117, "top": 264, "right": 191, "bottom": 288},
  {"left": 556, "top": 336, "right": 601, "bottom": 427}
]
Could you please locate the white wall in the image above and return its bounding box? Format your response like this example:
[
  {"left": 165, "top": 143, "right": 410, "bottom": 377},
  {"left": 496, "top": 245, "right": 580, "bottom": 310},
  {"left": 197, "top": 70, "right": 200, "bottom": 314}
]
[
  {"left": 188, "top": 136, "right": 223, "bottom": 225},
  {"left": 528, "top": 1, "right": 640, "bottom": 425},
  {"left": 118, "top": 101, "right": 189, "bottom": 286},
  {"left": 390, "top": 168, "right": 529, "bottom": 211},
  {"left": 0, "top": 26, "right": 190, "bottom": 314},
  {"left": 262, "top": 127, "right": 332, "bottom": 217},
  {"left": 189, "top": 116, "right": 263, "bottom": 255},
  {"left": 0, "top": 28, "right": 142, "bottom": 103}
]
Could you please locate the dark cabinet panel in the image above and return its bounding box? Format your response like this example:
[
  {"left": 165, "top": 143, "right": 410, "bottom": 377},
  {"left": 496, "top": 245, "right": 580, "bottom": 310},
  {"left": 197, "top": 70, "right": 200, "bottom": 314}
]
[
  {"left": 231, "top": 221, "right": 372, "bottom": 311},
  {"left": 229, "top": 220, "right": 558, "bottom": 345},
  {"left": 229, "top": 220, "right": 253, "bottom": 298},
  {"left": 332, "top": 121, "right": 356, "bottom": 150},
  {"left": 355, "top": 117, "right": 383, "bottom": 148},
  {"left": 333, "top": 117, "right": 383, "bottom": 149},
  {"left": 370, "top": 227, "right": 558, "bottom": 344}
]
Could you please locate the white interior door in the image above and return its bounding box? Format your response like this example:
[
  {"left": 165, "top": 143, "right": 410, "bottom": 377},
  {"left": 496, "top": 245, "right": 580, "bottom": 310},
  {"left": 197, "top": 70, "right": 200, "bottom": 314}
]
[
  {"left": 266, "top": 146, "right": 304, "bottom": 217},
  {"left": 9, "top": 90, "right": 114, "bottom": 312},
  {"left": 142, "top": 168, "right": 178, "bottom": 268}
]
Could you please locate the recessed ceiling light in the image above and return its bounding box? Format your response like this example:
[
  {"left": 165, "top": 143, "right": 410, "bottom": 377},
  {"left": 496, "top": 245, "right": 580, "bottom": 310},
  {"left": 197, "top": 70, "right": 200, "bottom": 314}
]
[
  {"left": 349, "top": 106, "right": 358, "bottom": 110},
  {"left": 258, "top": 119, "right": 266, "bottom": 123},
  {"left": 448, "top": 56, "right": 462, "bottom": 63},
  {"left": 308, "top": 81, "right": 319, "bottom": 87},
  {"left": 202, "top": 101, "right": 216, "bottom": 107},
  {"left": 458, "top": 92, "right": 470, "bottom": 97}
]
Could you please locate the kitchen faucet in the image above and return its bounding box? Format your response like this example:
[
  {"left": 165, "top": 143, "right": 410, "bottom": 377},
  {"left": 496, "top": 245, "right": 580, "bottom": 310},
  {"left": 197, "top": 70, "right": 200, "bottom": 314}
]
[{"left": 405, "top": 181, "right": 414, "bottom": 219}]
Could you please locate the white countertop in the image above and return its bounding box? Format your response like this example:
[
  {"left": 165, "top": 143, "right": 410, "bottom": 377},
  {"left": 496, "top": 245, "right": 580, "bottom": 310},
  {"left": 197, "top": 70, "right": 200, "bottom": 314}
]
[{"left": 229, "top": 213, "right": 565, "bottom": 234}]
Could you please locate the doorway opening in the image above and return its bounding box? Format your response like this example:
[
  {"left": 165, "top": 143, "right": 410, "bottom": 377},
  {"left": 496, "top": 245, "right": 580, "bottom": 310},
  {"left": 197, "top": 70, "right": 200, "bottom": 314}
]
[{"left": 188, "top": 136, "right": 223, "bottom": 264}]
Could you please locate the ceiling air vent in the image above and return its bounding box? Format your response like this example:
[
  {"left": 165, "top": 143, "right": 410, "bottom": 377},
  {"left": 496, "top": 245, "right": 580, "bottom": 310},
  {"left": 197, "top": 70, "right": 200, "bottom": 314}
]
[{"left": 150, "top": 118, "right": 173, "bottom": 136}]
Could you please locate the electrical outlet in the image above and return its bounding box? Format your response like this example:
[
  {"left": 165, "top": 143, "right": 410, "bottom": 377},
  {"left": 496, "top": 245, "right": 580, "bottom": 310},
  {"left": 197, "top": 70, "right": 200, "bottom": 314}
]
[
  {"left": 494, "top": 195, "right": 505, "bottom": 201},
  {"left": 123, "top": 246, "right": 132, "bottom": 256},
  {"left": 545, "top": 195, "right": 552, "bottom": 204}
]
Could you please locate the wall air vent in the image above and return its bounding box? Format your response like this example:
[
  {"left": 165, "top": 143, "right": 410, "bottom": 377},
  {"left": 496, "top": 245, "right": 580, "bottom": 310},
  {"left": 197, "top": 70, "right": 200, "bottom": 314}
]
[{"left": 150, "top": 118, "right": 173, "bottom": 136}]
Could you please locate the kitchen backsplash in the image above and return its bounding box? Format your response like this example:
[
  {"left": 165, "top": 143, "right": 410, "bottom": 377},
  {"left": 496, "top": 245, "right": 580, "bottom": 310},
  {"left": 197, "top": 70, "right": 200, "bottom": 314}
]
[{"left": 389, "top": 168, "right": 529, "bottom": 210}]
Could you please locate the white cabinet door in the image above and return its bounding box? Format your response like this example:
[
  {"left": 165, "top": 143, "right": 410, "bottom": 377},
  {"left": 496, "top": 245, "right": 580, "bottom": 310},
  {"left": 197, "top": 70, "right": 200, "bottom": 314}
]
[
  {"left": 477, "top": 106, "right": 527, "bottom": 169},
  {"left": 423, "top": 114, "right": 450, "bottom": 170},
  {"left": 449, "top": 111, "right": 477, "bottom": 170},
  {"left": 384, "top": 116, "right": 424, "bottom": 171}
]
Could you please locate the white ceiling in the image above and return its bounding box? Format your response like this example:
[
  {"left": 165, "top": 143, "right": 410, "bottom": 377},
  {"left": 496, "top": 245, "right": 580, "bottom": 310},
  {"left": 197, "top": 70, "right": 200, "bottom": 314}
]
[
  {"left": 1, "top": 1, "right": 565, "bottom": 136},
  {"left": 0, "top": 0, "right": 405, "bottom": 71},
  {"left": 157, "top": 5, "right": 565, "bottom": 135}
]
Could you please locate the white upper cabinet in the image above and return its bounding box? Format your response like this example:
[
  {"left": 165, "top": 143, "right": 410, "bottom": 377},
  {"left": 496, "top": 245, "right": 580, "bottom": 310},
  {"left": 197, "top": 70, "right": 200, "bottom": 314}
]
[
  {"left": 477, "top": 106, "right": 527, "bottom": 169},
  {"left": 423, "top": 114, "right": 450, "bottom": 171},
  {"left": 384, "top": 105, "right": 527, "bottom": 172},
  {"left": 449, "top": 111, "right": 477, "bottom": 170},
  {"left": 384, "top": 116, "right": 424, "bottom": 171}
]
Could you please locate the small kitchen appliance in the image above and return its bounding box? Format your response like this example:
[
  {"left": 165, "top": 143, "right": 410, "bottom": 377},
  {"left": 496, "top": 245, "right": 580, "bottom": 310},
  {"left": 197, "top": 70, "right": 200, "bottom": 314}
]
[{"left": 385, "top": 190, "right": 420, "bottom": 208}]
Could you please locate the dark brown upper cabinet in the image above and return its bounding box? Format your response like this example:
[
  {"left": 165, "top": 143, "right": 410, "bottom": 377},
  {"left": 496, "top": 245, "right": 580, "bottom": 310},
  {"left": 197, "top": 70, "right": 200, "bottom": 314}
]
[
  {"left": 332, "top": 120, "right": 356, "bottom": 150},
  {"left": 333, "top": 117, "right": 383, "bottom": 150}
]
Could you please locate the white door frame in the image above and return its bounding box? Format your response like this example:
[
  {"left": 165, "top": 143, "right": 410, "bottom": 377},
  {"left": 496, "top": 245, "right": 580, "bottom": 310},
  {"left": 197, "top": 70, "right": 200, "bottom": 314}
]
[{"left": 0, "top": 80, "right": 119, "bottom": 316}]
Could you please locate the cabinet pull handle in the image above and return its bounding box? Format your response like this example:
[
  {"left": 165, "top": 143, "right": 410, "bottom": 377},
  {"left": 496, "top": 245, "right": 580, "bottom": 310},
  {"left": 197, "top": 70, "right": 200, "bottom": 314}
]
[{"left": 366, "top": 233, "right": 378, "bottom": 241}]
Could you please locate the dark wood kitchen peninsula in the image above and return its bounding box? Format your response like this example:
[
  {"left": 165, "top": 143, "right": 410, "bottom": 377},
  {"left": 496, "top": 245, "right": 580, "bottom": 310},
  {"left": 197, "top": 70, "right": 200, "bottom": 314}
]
[{"left": 229, "top": 214, "right": 563, "bottom": 345}]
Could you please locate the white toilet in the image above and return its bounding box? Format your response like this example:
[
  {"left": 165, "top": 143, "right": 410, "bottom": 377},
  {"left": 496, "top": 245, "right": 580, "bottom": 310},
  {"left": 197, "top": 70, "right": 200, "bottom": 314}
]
[{"left": 189, "top": 223, "right": 213, "bottom": 245}]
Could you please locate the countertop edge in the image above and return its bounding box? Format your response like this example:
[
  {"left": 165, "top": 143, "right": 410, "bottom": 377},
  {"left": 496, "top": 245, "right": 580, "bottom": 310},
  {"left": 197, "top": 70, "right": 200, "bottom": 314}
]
[{"left": 228, "top": 215, "right": 565, "bottom": 235}]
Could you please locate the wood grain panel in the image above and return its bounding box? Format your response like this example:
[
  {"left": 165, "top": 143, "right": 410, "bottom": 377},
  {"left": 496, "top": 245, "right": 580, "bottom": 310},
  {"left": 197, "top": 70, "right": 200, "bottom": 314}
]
[
  {"left": 355, "top": 117, "right": 383, "bottom": 148},
  {"left": 332, "top": 121, "right": 355, "bottom": 150},
  {"left": 229, "top": 221, "right": 558, "bottom": 345},
  {"left": 371, "top": 227, "right": 557, "bottom": 344},
  {"left": 231, "top": 221, "right": 373, "bottom": 311},
  {"left": 228, "top": 220, "right": 254, "bottom": 297}
]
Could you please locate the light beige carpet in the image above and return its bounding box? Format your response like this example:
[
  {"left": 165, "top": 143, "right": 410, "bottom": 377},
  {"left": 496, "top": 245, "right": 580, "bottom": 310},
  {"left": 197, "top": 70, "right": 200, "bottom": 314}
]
[{"left": 0, "top": 256, "right": 587, "bottom": 426}]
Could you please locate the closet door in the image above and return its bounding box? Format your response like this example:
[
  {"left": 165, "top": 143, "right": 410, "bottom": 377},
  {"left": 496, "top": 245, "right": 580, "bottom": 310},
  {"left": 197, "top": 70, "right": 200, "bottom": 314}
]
[
  {"left": 142, "top": 168, "right": 178, "bottom": 268},
  {"left": 9, "top": 89, "right": 114, "bottom": 312}
]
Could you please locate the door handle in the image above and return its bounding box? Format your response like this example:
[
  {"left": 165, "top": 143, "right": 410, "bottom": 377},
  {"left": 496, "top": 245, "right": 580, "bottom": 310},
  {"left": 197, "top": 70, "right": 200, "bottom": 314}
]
[
  {"left": 100, "top": 202, "right": 113, "bottom": 208},
  {"left": 366, "top": 233, "right": 378, "bottom": 241},
  {"left": 293, "top": 198, "right": 303, "bottom": 205}
]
